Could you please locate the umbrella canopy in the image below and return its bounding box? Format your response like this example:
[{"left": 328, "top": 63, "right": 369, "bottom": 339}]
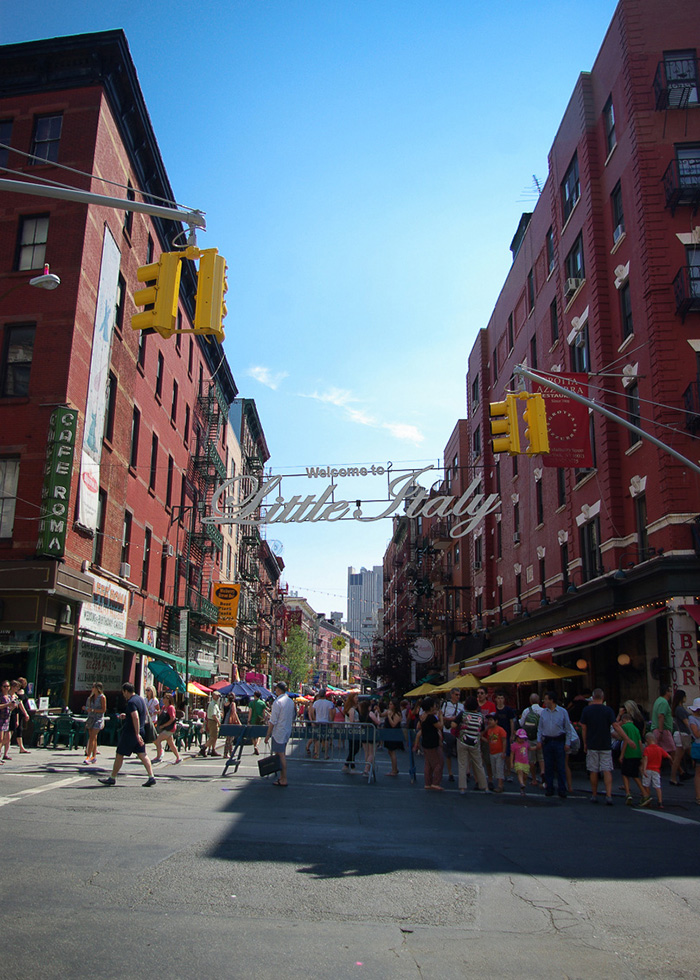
[
  {"left": 403, "top": 682, "right": 439, "bottom": 698},
  {"left": 187, "top": 681, "right": 211, "bottom": 696},
  {"left": 148, "top": 659, "right": 186, "bottom": 693},
  {"left": 430, "top": 673, "right": 481, "bottom": 694},
  {"left": 209, "top": 679, "right": 233, "bottom": 691},
  {"left": 215, "top": 681, "right": 256, "bottom": 698},
  {"left": 480, "top": 657, "right": 585, "bottom": 685}
]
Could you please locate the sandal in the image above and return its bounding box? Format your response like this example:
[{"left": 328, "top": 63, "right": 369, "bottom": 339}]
[{"left": 272, "top": 779, "right": 287, "bottom": 787}]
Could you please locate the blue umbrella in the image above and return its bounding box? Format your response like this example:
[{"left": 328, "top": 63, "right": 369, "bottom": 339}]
[{"left": 148, "top": 659, "right": 186, "bottom": 693}]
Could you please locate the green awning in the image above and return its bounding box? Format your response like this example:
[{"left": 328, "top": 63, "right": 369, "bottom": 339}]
[{"left": 103, "top": 634, "right": 210, "bottom": 679}]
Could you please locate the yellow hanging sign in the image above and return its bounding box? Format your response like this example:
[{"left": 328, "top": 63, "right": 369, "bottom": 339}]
[{"left": 212, "top": 582, "right": 241, "bottom": 627}]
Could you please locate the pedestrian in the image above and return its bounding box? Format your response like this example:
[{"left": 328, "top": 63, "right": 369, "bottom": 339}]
[
  {"left": 670, "top": 689, "right": 692, "bottom": 785},
  {"left": 310, "top": 688, "right": 334, "bottom": 759},
  {"left": 650, "top": 684, "right": 675, "bottom": 761},
  {"left": 0, "top": 680, "right": 15, "bottom": 761},
  {"left": 342, "top": 691, "right": 361, "bottom": 773},
  {"left": 482, "top": 714, "right": 507, "bottom": 793},
  {"left": 82, "top": 681, "right": 106, "bottom": 764},
  {"left": 383, "top": 698, "right": 403, "bottom": 776},
  {"left": 201, "top": 691, "right": 222, "bottom": 757},
  {"left": 153, "top": 693, "right": 181, "bottom": 764},
  {"left": 618, "top": 710, "right": 644, "bottom": 805},
  {"left": 333, "top": 699, "right": 345, "bottom": 724},
  {"left": 580, "top": 688, "right": 630, "bottom": 806},
  {"left": 98, "top": 682, "right": 156, "bottom": 787},
  {"left": 414, "top": 696, "right": 444, "bottom": 790},
  {"left": 439, "top": 688, "right": 462, "bottom": 783},
  {"left": 520, "top": 693, "right": 545, "bottom": 786},
  {"left": 639, "top": 732, "right": 671, "bottom": 808},
  {"left": 11, "top": 678, "right": 32, "bottom": 754},
  {"left": 144, "top": 686, "right": 159, "bottom": 725},
  {"left": 248, "top": 690, "right": 267, "bottom": 755},
  {"left": 494, "top": 690, "right": 517, "bottom": 780},
  {"left": 7, "top": 681, "right": 29, "bottom": 759},
  {"left": 357, "top": 698, "right": 378, "bottom": 776},
  {"left": 264, "top": 681, "right": 295, "bottom": 786},
  {"left": 476, "top": 685, "right": 496, "bottom": 786},
  {"left": 536, "top": 691, "right": 573, "bottom": 799},
  {"left": 455, "top": 696, "right": 488, "bottom": 794},
  {"left": 222, "top": 695, "right": 241, "bottom": 756},
  {"left": 511, "top": 728, "right": 531, "bottom": 796},
  {"left": 686, "top": 698, "right": 700, "bottom": 806}
]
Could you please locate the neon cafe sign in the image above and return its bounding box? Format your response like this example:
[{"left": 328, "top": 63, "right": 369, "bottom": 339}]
[{"left": 206, "top": 465, "right": 500, "bottom": 539}]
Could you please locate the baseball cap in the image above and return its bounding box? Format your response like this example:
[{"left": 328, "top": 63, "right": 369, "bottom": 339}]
[
  {"left": 515, "top": 728, "right": 528, "bottom": 739},
  {"left": 689, "top": 697, "right": 700, "bottom": 712}
]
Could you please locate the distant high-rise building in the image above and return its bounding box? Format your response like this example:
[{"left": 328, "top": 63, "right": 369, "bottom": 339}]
[{"left": 347, "top": 566, "right": 382, "bottom": 653}]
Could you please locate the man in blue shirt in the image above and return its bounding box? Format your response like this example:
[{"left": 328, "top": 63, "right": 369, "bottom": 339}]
[
  {"left": 536, "top": 690, "right": 572, "bottom": 799},
  {"left": 98, "top": 682, "right": 156, "bottom": 788}
]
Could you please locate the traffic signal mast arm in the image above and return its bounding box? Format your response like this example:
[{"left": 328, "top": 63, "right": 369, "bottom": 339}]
[{"left": 515, "top": 364, "right": 700, "bottom": 478}]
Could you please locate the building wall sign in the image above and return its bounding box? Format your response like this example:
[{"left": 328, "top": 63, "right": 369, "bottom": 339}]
[
  {"left": 212, "top": 582, "right": 241, "bottom": 627},
  {"left": 36, "top": 407, "right": 79, "bottom": 558},
  {"left": 668, "top": 610, "right": 700, "bottom": 703},
  {"left": 75, "top": 638, "right": 124, "bottom": 691},
  {"left": 208, "top": 466, "right": 500, "bottom": 539},
  {"left": 79, "top": 573, "right": 129, "bottom": 637}
]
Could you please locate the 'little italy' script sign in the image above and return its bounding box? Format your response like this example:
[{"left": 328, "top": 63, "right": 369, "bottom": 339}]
[{"left": 206, "top": 466, "right": 500, "bottom": 539}]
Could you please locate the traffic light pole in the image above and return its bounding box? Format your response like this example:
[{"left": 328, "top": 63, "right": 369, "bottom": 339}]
[{"left": 514, "top": 365, "right": 700, "bottom": 478}]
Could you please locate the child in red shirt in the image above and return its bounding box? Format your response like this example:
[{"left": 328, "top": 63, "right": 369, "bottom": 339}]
[
  {"left": 482, "top": 715, "right": 507, "bottom": 792},
  {"left": 640, "top": 732, "right": 671, "bottom": 808}
]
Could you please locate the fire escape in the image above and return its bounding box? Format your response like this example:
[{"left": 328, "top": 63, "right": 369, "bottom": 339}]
[{"left": 235, "top": 431, "right": 265, "bottom": 666}]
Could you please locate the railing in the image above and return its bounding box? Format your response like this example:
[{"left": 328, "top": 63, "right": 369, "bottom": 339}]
[
  {"left": 193, "top": 442, "right": 227, "bottom": 480},
  {"left": 663, "top": 157, "right": 700, "bottom": 215},
  {"left": 683, "top": 379, "right": 700, "bottom": 433},
  {"left": 188, "top": 589, "right": 218, "bottom": 624},
  {"left": 673, "top": 266, "right": 700, "bottom": 322},
  {"left": 654, "top": 57, "right": 699, "bottom": 110}
]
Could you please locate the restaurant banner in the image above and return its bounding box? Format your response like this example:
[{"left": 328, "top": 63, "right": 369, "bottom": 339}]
[
  {"left": 75, "top": 638, "right": 124, "bottom": 691},
  {"left": 78, "top": 573, "right": 129, "bottom": 637},
  {"left": 36, "top": 407, "right": 79, "bottom": 557},
  {"left": 533, "top": 372, "right": 593, "bottom": 468},
  {"left": 212, "top": 582, "right": 241, "bottom": 627}
]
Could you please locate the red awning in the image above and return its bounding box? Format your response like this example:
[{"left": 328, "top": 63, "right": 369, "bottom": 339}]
[
  {"left": 491, "top": 607, "right": 663, "bottom": 668},
  {"left": 681, "top": 605, "right": 700, "bottom": 628}
]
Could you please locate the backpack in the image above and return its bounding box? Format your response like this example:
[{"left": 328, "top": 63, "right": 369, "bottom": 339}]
[{"left": 523, "top": 708, "right": 540, "bottom": 742}]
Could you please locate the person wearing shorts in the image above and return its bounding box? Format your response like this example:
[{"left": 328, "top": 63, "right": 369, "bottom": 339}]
[
  {"left": 98, "top": 683, "right": 156, "bottom": 788},
  {"left": 264, "top": 681, "right": 295, "bottom": 786},
  {"left": 640, "top": 733, "right": 671, "bottom": 808},
  {"left": 580, "top": 688, "right": 628, "bottom": 806},
  {"left": 651, "top": 685, "right": 675, "bottom": 757},
  {"left": 619, "top": 711, "right": 644, "bottom": 805}
]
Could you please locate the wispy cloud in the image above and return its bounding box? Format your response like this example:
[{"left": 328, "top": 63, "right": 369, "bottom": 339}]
[
  {"left": 301, "top": 388, "right": 425, "bottom": 445},
  {"left": 246, "top": 365, "right": 288, "bottom": 390}
]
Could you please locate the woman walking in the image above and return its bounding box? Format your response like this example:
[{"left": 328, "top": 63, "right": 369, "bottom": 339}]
[
  {"left": 414, "top": 696, "right": 444, "bottom": 790},
  {"left": 0, "top": 680, "right": 14, "bottom": 762},
  {"left": 153, "top": 693, "right": 181, "bottom": 764},
  {"left": 144, "top": 686, "right": 160, "bottom": 725},
  {"left": 342, "top": 692, "right": 361, "bottom": 772},
  {"left": 383, "top": 698, "right": 403, "bottom": 776},
  {"left": 83, "top": 682, "right": 106, "bottom": 764}
]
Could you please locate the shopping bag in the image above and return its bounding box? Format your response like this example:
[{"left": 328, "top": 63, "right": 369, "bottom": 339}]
[{"left": 258, "top": 753, "right": 282, "bottom": 777}]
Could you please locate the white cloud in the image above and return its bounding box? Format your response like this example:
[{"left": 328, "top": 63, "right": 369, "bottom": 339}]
[
  {"left": 246, "top": 365, "right": 288, "bottom": 390},
  {"left": 300, "top": 387, "right": 424, "bottom": 445}
]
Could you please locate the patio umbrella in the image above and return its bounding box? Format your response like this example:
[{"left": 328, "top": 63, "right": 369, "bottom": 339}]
[
  {"left": 148, "top": 659, "right": 186, "bottom": 692},
  {"left": 480, "top": 657, "right": 585, "bottom": 685},
  {"left": 187, "top": 681, "right": 211, "bottom": 696},
  {"left": 403, "top": 682, "right": 438, "bottom": 698},
  {"left": 430, "top": 673, "right": 481, "bottom": 693}
]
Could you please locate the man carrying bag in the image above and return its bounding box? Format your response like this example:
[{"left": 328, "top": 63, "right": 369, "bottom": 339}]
[{"left": 264, "top": 681, "right": 295, "bottom": 786}]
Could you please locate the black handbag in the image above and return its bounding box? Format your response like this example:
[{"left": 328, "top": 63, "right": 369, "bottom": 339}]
[{"left": 258, "top": 752, "right": 281, "bottom": 777}]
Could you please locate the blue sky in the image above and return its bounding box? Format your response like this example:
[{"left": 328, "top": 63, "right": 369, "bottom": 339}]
[{"left": 3, "top": 0, "right": 619, "bottom": 614}]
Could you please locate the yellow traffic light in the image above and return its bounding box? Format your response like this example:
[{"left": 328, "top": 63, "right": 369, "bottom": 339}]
[
  {"left": 194, "top": 248, "right": 227, "bottom": 341},
  {"left": 489, "top": 395, "right": 521, "bottom": 455},
  {"left": 522, "top": 392, "right": 550, "bottom": 455},
  {"left": 132, "top": 251, "right": 182, "bottom": 338}
]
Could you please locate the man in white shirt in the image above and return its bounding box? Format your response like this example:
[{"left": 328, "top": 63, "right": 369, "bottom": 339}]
[
  {"left": 265, "top": 681, "right": 295, "bottom": 786},
  {"left": 309, "top": 689, "right": 335, "bottom": 759},
  {"left": 201, "top": 691, "right": 222, "bottom": 758}
]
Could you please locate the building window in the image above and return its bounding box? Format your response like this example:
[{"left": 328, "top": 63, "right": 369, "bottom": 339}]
[
  {"left": 141, "top": 527, "right": 151, "bottom": 593},
  {"left": 580, "top": 517, "right": 602, "bottom": 582},
  {"left": 146, "top": 234, "right": 154, "bottom": 265},
  {"left": 188, "top": 337, "right": 194, "bottom": 377},
  {"left": 30, "top": 114, "right": 62, "bottom": 164},
  {"left": 93, "top": 488, "right": 107, "bottom": 565},
  {"left": 123, "top": 182, "right": 135, "bottom": 237},
  {"left": 550, "top": 298, "right": 559, "bottom": 344},
  {"left": 611, "top": 181, "right": 625, "bottom": 240},
  {"left": 184, "top": 403, "right": 190, "bottom": 447},
  {"left": 170, "top": 380, "right": 178, "bottom": 425},
  {"left": 539, "top": 557, "right": 546, "bottom": 599},
  {"left": 663, "top": 50, "right": 699, "bottom": 107},
  {"left": 159, "top": 550, "right": 168, "bottom": 601},
  {"left": 0, "top": 120, "right": 13, "bottom": 169},
  {"left": 175, "top": 314, "right": 182, "bottom": 355},
  {"left": 560, "top": 542, "right": 569, "bottom": 591},
  {"left": 471, "top": 374, "right": 480, "bottom": 411},
  {"left": 557, "top": 468, "right": 566, "bottom": 507},
  {"left": 636, "top": 494, "right": 649, "bottom": 558},
  {"left": 565, "top": 234, "right": 585, "bottom": 282},
  {"left": 536, "top": 480, "right": 544, "bottom": 525},
  {"left": 561, "top": 154, "right": 580, "bottom": 222},
  {"left": 512, "top": 454, "right": 518, "bottom": 478},
  {"left": 114, "top": 274, "right": 126, "bottom": 336},
  {"left": 492, "top": 347, "right": 498, "bottom": 384},
  {"left": 514, "top": 501, "right": 520, "bottom": 532},
  {"left": 570, "top": 324, "right": 590, "bottom": 373},
  {"left": 0, "top": 458, "right": 19, "bottom": 538},
  {"left": 473, "top": 426, "right": 481, "bottom": 458},
  {"left": 496, "top": 520, "right": 502, "bottom": 558},
  {"left": 149, "top": 433, "right": 158, "bottom": 492},
  {"left": 507, "top": 314, "right": 514, "bottom": 352},
  {"left": 546, "top": 227, "right": 555, "bottom": 274},
  {"left": 527, "top": 269, "right": 535, "bottom": 313},
  {"left": 226, "top": 543, "right": 232, "bottom": 580},
  {"left": 166, "top": 455, "right": 174, "bottom": 509},
  {"left": 627, "top": 381, "right": 641, "bottom": 445},
  {"left": 530, "top": 334, "right": 538, "bottom": 370},
  {"left": 137, "top": 329, "right": 147, "bottom": 370},
  {"left": 620, "top": 282, "right": 634, "bottom": 340},
  {"left": 130, "top": 407, "right": 140, "bottom": 470},
  {"left": 155, "top": 351, "right": 164, "bottom": 400},
  {"left": 603, "top": 96, "right": 616, "bottom": 154},
  {"left": 121, "top": 511, "right": 132, "bottom": 568},
  {"left": 1, "top": 324, "right": 35, "bottom": 397},
  {"left": 104, "top": 371, "right": 117, "bottom": 443},
  {"left": 16, "top": 215, "right": 48, "bottom": 271}
]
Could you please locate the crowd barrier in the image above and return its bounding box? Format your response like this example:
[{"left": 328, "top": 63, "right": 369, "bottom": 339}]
[{"left": 219, "top": 722, "right": 417, "bottom": 783}]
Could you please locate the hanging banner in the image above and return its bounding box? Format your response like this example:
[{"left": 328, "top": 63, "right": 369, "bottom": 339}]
[
  {"left": 77, "top": 227, "right": 121, "bottom": 530},
  {"left": 36, "top": 407, "right": 79, "bottom": 557},
  {"left": 533, "top": 372, "right": 593, "bottom": 468},
  {"left": 668, "top": 608, "right": 700, "bottom": 703},
  {"left": 212, "top": 582, "right": 241, "bottom": 627}
]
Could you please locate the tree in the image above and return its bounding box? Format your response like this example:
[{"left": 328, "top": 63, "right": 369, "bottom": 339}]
[
  {"left": 369, "top": 639, "right": 414, "bottom": 695},
  {"left": 277, "top": 624, "right": 314, "bottom": 690}
]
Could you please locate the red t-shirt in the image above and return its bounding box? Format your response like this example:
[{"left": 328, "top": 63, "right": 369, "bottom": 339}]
[
  {"left": 643, "top": 744, "right": 670, "bottom": 772},
  {"left": 485, "top": 725, "right": 507, "bottom": 755},
  {"left": 479, "top": 699, "right": 496, "bottom": 716}
]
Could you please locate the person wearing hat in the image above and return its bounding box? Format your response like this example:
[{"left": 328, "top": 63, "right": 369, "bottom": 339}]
[
  {"left": 201, "top": 691, "right": 222, "bottom": 758},
  {"left": 511, "top": 729, "right": 531, "bottom": 797},
  {"left": 687, "top": 697, "right": 700, "bottom": 806}
]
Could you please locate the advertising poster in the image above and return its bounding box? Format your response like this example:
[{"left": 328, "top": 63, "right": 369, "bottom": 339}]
[{"left": 533, "top": 372, "right": 593, "bottom": 469}]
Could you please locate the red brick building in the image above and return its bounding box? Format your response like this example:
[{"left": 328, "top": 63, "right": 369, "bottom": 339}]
[{"left": 0, "top": 31, "right": 238, "bottom": 708}]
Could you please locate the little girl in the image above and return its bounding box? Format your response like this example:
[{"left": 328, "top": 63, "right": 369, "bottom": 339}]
[{"left": 511, "top": 728, "right": 531, "bottom": 797}]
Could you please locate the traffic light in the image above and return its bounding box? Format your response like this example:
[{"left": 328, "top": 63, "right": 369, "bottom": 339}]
[
  {"left": 132, "top": 251, "right": 182, "bottom": 338},
  {"left": 489, "top": 394, "right": 521, "bottom": 455},
  {"left": 522, "top": 392, "right": 550, "bottom": 455},
  {"left": 194, "top": 248, "right": 227, "bottom": 342}
]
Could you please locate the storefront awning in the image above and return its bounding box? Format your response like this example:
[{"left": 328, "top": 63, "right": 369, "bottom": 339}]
[
  {"left": 97, "top": 633, "right": 211, "bottom": 679},
  {"left": 681, "top": 604, "right": 700, "bottom": 628},
  {"left": 458, "top": 642, "right": 516, "bottom": 670}
]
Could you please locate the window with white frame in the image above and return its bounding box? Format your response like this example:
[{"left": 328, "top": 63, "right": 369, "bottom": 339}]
[
  {"left": 0, "top": 458, "right": 19, "bottom": 538},
  {"left": 16, "top": 215, "right": 48, "bottom": 271}
]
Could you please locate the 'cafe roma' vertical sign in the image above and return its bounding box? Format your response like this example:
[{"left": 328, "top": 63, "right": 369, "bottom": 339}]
[{"left": 36, "top": 407, "right": 79, "bottom": 558}]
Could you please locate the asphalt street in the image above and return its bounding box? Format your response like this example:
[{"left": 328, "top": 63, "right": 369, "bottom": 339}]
[{"left": 2, "top": 742, "right": 699, "bottom": 980}]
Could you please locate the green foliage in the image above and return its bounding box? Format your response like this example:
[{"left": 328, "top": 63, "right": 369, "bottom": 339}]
[
  {"left": 369, "top": 639, "right": 414, "bottom": 695},
  {"left": 278, "top": 624, "right": 314, "bottom": 690}
]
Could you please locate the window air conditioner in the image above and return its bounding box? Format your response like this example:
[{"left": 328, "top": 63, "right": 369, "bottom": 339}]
[
  {"left": 613, "top": 223, "right": 624, "bottom": 244},
  {"left": 120, "top": 562, "right": 131, "bottom": 579},
  {"left": 513, "top": 601, "right": 523, "bottom": 615},
  {"left": 565, "top": 277, "right": 582, "bottom": 298},
  {"left": 165, "top": 543, "right": 174, "bottom": 557},
  {"left": 474, "top": 561, "right": 482, "bottom": 571},
  {"left": 513, "top": 531, "right": 521, "bottom": 544}
]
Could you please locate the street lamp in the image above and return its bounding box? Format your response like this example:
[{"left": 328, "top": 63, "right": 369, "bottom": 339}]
[{"left": 0, "top": 264, "right": 61, "bottom": 302}]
